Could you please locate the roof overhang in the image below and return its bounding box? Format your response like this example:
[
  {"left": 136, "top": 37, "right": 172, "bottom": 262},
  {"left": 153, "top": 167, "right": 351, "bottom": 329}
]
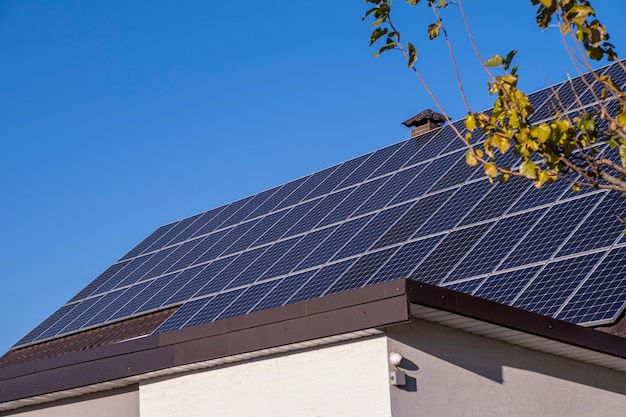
[{"left": 2, "top": 279, "right": 625, "bottom": 412}]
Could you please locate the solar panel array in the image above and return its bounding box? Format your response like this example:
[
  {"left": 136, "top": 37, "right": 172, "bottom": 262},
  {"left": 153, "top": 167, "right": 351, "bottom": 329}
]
[{"left": 13, "top": 61, "right": 626, "bottom": 349}]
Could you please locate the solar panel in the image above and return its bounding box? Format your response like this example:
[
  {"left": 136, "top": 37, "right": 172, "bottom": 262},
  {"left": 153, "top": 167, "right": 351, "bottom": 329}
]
[{"left": 13, "top": 61, "right": 626, "bottom": 350}]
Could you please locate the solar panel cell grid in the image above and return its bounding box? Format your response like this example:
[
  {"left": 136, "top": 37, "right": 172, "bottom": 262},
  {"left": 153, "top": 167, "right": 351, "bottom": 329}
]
[
  {"left": 557, "top": 246, "right": 626, "bottom": 324},
  {"left": 445, "top": 209, "right": 545, "bottom": 282},
  {"left": 261, "top": 227, "right": 335, "bottom": 280},
  {"left": 335, "top": 142, "right": 404, "bottom": 190},
  {"left": 513, "top": 252, "right": 604, "bottom": 317},
  {"left": 296, "top": 215, "right": 373, "bottom": 270},
  {"left": 276, "top": 165, "right": 338, "bottom": 210},
  {"left": 557, "top": 192, "right": 626, "bottom": 256},
  {"left": 282, "top": 190, "right": 351, "bottom": 238},
  {"left": 411, "top": 223, "right": 492, "bottom": 284},
  {"left": 220, "top": 188, "right": 281, "bottom": 229},
  {"left": 222, "top": 216, "right": 282, "bottom": 257},
  {"left": 210, "top": 247, "right": 268, "bottom": 292},
  {"left": 498, "top": 194, "right": 601, "bottom": 270},
  {"left": 185, "top": 256, "right": 238, "bottom": 299},
  {"left": 155, "top": 298, "right": 212, "bottom": 334},
  {"left": 390, "top": 152, "right": 460, "bottom": 205},
  {"left": 332, "top": 203, "right": 412, "bottom": 261},
  {"left": 141, "top": 244, "right": 193, "bottom": 281},
  {"left": 114, "top": 246, "right": 177, "bottom": 289},
  {"left": 289, "top": 259, "right": 356, "bottom": 303},
  {"left": 137, "top": 271, "right": 186, "bottom": 312},
  {"left": 190, "top": 203, "right": 241, "bottom": 239},
  {"left": 472, "top": 266, "right": 542, "bottom": 305},
  {"left": 16, "top": 62, "right": 626, "bottom": 349},
  {"left": 69, "top": 260, "right": 130, "bottom": 302},
  {"left": 225, "top": 237, "right": 303, "bottom": 290},
  {"left": 143, "top": 213, "right": 203, "bottom": 254},
  {"left": 373, "top": 190, "right": 453, "bottom": 249},
  {"left": 508, "top": 177, "right": 570, "bottom": 213},
  {"left": 306, "top": 155, "right": 369, "bottom": 199},
  {"left": 165, "top": 263, "right": 218, "bottom": 305},
  {"left": 245, "top": 177, "right": 308, "bottom": 220},
  {"left": 94, "top": 254, "right": 153, "bottom": 294},
  {"left": 165, "top": 235, "right": 216, "bottom": 273},
  {"left": 257, "top": 199, "right": 319, "bottom": 242},
  {"left": 460, "top": 176, "right": 529, "bottom": 226},
  {"left": 66, "top": 291, "right": 123, "bottom": 332},
  {"left": 120, "top": 222, "right": 178, "bottom": 261},
  {"left": 216, "top": 280, "right": 281, "bottom": 320},
  {"left": 403, "top": 126, "right": 450, "bottom": 165},
  {"left": 317, "top": 177, "right": 386, "bottom": 228},
  {"left": 370, "top": 139, "right": 421, "bottom": 179},
  {"left": 185, "top": 290, "right": 244, "bottom": 328},
  {"left": 250, "top": 270, "right": 317, "bottom": 312},
  {"left": 353, "top": 164, "right": 425, "bottom": 217},
  {"left": 368, "top": 235, "right": 444, "bottom": 285},
  {"left": 328, "top": 247, "right": 398, "bottom": 294},
  {"left": 39, "top": 296, "right": 102, "bottom": 340},
  {"left": 413, "top": 180, "right": 491, "bottom": 238},
  {"left": 430, "top": 152, "right": 479, "bottom": 191}
]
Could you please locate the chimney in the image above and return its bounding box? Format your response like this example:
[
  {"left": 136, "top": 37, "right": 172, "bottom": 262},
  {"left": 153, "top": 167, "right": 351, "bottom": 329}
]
[{"left": 402, "top": 109, "right": 445, "bottom": 137}]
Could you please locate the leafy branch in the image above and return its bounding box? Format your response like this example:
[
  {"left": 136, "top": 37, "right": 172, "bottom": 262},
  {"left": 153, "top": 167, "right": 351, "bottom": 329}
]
[{"left": 363, "top": 0, "right": 626, "bottom": 194}]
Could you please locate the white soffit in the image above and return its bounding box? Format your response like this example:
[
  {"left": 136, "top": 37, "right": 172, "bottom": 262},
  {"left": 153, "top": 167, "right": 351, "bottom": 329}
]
[{"left": 410, "top": 304, "right": 626, "bottom": 373}]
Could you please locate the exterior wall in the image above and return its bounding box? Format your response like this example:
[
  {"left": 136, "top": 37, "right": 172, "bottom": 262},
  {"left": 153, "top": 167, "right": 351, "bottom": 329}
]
[
  {"left": 3, "top": 387, "right": 139, "bottom": 417},
  {"left": 386, "top": 319, "right": 626, "bottom": 417},
  {"left": 139, "top": 335, "right": 392, "bottom": 417}
]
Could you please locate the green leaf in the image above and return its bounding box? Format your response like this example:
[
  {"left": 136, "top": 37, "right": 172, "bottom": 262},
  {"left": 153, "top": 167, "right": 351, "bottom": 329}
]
[
  {"left": 485, "top": 55, "right": 504, "bottom": 67},
  {"left": 503, "top": 50, "right": 518, "bottom": 71},
  {"left": 369, "top": 28, "right": 388, "bottom": 46}
]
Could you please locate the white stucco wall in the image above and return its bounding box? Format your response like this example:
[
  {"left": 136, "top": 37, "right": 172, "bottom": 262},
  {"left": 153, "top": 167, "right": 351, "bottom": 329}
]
[
  {"left": 386, "top": 319, "right": 626, "bottom": 417},
  {"left": 140, "top": 335, "right": 392, "bottom": 417},
  {"left": 6, "top": 388, "right": 139, "bottom": 417}
]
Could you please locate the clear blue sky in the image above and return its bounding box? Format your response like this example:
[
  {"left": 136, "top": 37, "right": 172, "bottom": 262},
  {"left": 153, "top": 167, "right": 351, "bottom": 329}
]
[{"left": 2, "top": 1, "right": 625, "bottom": 354}]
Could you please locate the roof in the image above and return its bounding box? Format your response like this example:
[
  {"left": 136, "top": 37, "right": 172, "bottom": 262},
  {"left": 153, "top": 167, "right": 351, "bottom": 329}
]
[{"left": 2, "top": 62, "right": 626, "bottom": 409}]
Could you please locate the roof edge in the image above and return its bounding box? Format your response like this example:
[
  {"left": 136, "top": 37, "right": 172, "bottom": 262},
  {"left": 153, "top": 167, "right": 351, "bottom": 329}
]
[
  {"left": 405, "top": 280, "right": 626, "bottom": 360},
  {"left": 0, "top": 280, "right": 409, "bottom": 405}
]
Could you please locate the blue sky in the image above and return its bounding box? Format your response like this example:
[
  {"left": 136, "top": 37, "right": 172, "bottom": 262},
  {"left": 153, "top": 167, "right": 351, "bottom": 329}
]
[{"left": 1, "top": 1, "right": 625, "bottom": 354}]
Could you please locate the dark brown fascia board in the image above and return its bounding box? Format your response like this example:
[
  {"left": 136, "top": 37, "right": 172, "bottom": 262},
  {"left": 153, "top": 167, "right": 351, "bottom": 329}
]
[
  {"left": 405, "top": 280, "right": 626, "bottom": 359},
  {"left": 4, "top": 278, "right": 626, "bottom": 405},
  {"left": 0, "top": 280, "right": 409, "bottom": 404}
]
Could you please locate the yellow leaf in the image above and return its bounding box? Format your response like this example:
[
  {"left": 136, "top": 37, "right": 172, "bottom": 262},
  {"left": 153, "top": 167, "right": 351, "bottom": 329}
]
[
  {"left": 465, "top": 114, "right": 476, "bottom": 131},
  {"left": 483, "top": 162, "right": 498, "bottom": 178},
  {"left": 618, "top": 112, "right": 626, "bottom": 128},
  {"left": 465, "top": 151, "right": 479, "bottom": 167},
  {"left": 520, "top": 160, "right": 538, "bottom": 180},
  {"left": 531, "top": 123, "right": 551, "bottom": 141}
]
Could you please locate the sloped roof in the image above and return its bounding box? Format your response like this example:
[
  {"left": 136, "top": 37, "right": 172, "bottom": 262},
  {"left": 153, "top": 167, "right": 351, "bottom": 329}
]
[{"left": 5, "top": 61, "right": 626, "bottom": 364}]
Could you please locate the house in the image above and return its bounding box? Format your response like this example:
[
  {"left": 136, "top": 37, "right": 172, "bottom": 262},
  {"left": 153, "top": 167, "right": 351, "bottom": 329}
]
[{"left": 2, "top": 62, "right": 626, "bottom": 416}]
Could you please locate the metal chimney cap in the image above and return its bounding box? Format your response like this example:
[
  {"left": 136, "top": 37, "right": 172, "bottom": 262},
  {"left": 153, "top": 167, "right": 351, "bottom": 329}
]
[{"left": 401, "top": 109, "right": 446, "bottom": 128}]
